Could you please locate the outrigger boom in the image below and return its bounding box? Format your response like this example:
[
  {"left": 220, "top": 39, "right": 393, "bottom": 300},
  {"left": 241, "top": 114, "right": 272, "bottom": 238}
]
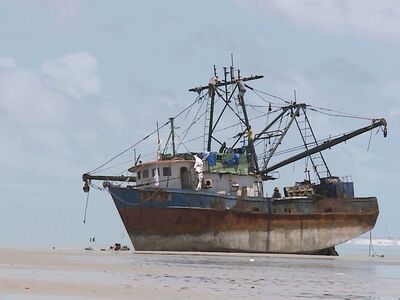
[{"left": 260, "top": 115, "right": 387, "bottom": 178}]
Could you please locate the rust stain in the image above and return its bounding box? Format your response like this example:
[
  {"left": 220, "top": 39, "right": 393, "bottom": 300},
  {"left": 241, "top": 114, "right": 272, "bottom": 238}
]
[{"left": 118, "top": 206, "right": 378, "bottom": 236}]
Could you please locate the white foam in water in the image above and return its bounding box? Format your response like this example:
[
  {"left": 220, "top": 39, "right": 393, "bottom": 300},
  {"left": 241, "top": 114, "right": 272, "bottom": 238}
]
[
  {"left": 346, "top": 237, "right": 400, "bottom": 246},
  {"left": 339, "top": 237, "right": 400, "bottom": 257}
]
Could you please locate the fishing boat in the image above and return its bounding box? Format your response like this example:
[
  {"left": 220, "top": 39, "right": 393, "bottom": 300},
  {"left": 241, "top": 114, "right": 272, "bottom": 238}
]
[{"left": 82, "top": 63, "right": 387, "bottom": 255}]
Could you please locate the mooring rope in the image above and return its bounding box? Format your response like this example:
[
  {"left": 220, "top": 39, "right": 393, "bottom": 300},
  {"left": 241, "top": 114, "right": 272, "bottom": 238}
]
[
  {"left": 83, "top": 191, "right": 90, "bottom": 224},
  {"left": 369, "top": 230, "right": 384, "bottom": 258}
]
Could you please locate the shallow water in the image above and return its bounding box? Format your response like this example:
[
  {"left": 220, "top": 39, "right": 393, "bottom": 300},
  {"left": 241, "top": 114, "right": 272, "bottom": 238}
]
[
  {"left": 338, "top": 239, "right": 400, "bottom": 258},
  {"left": 1, "top": 248, "right": 400, "bottom": 299},
  {"left": 129, "top": 253, "right": 400, "bottom": 299}
]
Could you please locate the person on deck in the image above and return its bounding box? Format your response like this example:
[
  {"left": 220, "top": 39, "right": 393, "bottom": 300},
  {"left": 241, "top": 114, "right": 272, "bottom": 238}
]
[
  {"left": 193, "top": 154, "right": 204, "bottom": 191},
  {"left": 272, "top": 187, "right": 282, "bottom": 199},
  {"left": 219, "top": 142, "right": 227, "bottom": 153}
]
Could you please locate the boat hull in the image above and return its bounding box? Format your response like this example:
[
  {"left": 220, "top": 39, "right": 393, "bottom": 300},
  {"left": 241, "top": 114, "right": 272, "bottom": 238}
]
[{"left": 108, "top": 186, "right": 378, "bottom": 254}]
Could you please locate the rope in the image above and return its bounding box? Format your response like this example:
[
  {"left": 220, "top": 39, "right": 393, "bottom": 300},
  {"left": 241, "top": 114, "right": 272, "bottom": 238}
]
[
  {"left": 92, "top": 159, "right": 134, "bottom": 174},
  {"left": 257, "top": 127, "right": 364, "bottom": 159},
  {"left": 175, "top": 133, "right": 191, "bottom": 153},
  {"left": 245, "top": 84, "right": 291, "bottom": 104},
  {"left": 90, "top": 182, "right": 106, "bottom": 191},
  {"left": 367, "top": 128, "right": 373, "bottom": 151},
  {"left": 247, "top": 86, "right": 373, "bottom": 121},
  {"left": 83, "top": 191, "right": 90, "bottom": 224},
  {"left": 87, "top": 92, "right": 206, "bottom": 175},
  {"left": 246, "top": 85, "right": 374, "bottom": 121},
  {"left": 88, "top": 123, "right": 169, "bottom": 174},
  {"left": 184, "top": 92, "right": 208, "bottom": 119},
  {"left": 308, "top": 106, "right": 373, "bottom": 121},
  {"left": 176, "top": 96, "right": 207, "bottom": 151},
  {"left": 369, "top": 230, "right": 384, "bottom": 258}
]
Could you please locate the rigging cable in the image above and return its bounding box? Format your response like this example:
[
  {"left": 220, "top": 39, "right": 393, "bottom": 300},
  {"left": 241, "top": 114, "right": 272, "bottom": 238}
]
[
  {"left": 308, "top": 106, "right": 373, "bottom": 121},
  {"left": 245, "top": 84, "right": 291, "bottom": 104},
  {"left": 369, "top": 230, "right": 384, "bottom": 258},
  {"left": 92, "top": 159, "right": 135, "bottom": 174},
  {"left": 184, "top": 92, "right": 208, "bottom": 119},
  {"left": 87, "top": 91, "right": 206, "bottom": 174},
  {"left": 257, "top": 127, "right": 362, "bottom": 159},
  {"left": 367, "top": 128, "right": 373, "bottom": 151},
  {"left": 88, "top": 124, "right": 168, "bottom": 174},
  {"left": 83, "top": 191, "right": 90, "bottom": 224},
  {"left": 176, "top": 96, "right": 208, "bottom": 151},
  {"left": 175, "top": 133, "right": 191, "bottom": 153}
]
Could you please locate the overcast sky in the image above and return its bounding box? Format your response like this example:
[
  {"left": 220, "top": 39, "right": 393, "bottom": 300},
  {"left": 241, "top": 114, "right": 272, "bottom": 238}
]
[{"left": 0, "top": 0, "right": 399, "bottom": 248}]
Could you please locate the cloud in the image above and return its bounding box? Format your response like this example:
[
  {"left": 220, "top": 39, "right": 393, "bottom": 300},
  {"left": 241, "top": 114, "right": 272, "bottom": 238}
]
[
  {"left": 0, "top": 65, "right": 68, "bottom": 127},
  {"left": 0, "top": 52, "right": 103, "bottom": 132},
  {"left": 96, "top": 101, "right": 127, "bottom": 129},
  {"left": 313, "top": 58, "right": 376, "bottom": 84},
  {"left": 52, "top": 0, "right": 84, "bottom": 20},
  {"left": 0, "top": 57, "right": 16, "bottom": 68},
  {"left": 271, "top": 70, "right": 316, "bottom": 102},
  {"left": 383, "top": 79, "right": 400, "bottom": 99},
  {"left": 41, "top": 0, "right": 85, "bottom": 25},
  {"left": 41, "top": 51, "right": 101, "bottom": 98},
  {"left": 0, "top": 52, "right": 108, "bottom": 181},
  {"left": 243, "top": 0, "right": 400, "bottom": 37}
]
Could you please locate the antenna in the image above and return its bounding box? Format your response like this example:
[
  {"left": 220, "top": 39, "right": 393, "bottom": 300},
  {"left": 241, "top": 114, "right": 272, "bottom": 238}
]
[
  {"left": 230, "top": 53, "right": 235, "bottom": 81},
  {"left": 156, "top": 121, "right": 161, "bottom": 160},
  {"left": 169, "top": 117, "right": 176, "bottom": 156}
]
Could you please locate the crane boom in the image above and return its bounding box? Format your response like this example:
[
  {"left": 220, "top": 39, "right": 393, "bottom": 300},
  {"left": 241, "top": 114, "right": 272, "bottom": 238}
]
[
  {"left": 82, "top": 174, "right": 136, "bottom": 182},
  {"left": 261, "top": 118, "right": 387, "bottom": 177}
]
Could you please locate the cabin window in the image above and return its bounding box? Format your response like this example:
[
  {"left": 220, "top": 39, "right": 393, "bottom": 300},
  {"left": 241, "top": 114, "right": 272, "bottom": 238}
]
[
  {"left": 163, "top": 167, "right": 171, "bottom": 177},
  {"left": 137, "top": 171, "right": 141, "bottom": 180},
  {"left": 143, "top": 169, "right": 149, "bottom": 179}
]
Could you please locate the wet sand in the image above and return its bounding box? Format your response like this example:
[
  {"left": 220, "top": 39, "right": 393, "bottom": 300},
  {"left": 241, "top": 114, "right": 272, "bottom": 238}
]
[{"left": 0, "top": 248, "right": 399, "bottom": 299}]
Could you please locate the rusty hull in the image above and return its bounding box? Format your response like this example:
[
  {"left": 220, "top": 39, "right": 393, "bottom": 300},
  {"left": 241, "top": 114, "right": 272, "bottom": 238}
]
[{"left": 111, "top": 190, "right": 378, "bottom": 253}]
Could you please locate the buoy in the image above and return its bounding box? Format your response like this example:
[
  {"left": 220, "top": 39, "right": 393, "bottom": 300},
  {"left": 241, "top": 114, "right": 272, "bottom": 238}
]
[{"left": 83, "top": 180, "right": 90, "bottom": 193}]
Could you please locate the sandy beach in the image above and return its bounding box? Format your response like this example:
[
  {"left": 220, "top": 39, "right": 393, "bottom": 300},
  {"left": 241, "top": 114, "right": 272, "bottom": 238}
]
[{"left": 0, "top": 248, "right": 399, "bottom": 299}]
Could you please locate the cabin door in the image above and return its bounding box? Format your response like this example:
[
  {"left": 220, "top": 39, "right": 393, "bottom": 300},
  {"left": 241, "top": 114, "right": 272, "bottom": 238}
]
[{"left": 180, "top": 167, "right": 191, "bottom": 189}]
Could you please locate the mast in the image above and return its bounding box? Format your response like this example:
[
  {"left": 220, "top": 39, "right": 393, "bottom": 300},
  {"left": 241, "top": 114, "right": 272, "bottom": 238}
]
[
  {"left": 189, "top": 75, "right": 263, "bottom": 93},
  {"left": 237, "top": 80, "right": 259, "bottom": 173},
  {"left": 189, "top": 65, "right": 263, "bottom": 156},
  {"left": 169, "top": 117, "right": 176, "bottom": 156},
  {"left": 207, "top": 65, "right": 217, "bottom": 152},
  {"left": 156, "top": 121, "right": 161, "bottom": 160}
]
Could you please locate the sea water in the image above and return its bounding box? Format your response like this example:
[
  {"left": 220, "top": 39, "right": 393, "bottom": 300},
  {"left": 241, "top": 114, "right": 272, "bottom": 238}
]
[
  {"left": 338, "top": 237, "right": 400, "bottom": 257},
  {"left": 129, "top": 250, "right": 400, "bottom": 299}
]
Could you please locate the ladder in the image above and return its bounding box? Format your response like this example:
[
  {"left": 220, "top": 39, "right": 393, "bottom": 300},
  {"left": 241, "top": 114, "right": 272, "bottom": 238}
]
[
  {"left": 203, "top": 95, "right": 212, "bottom": 152},
  {"left": 296, "top": 108, "right": 331, "bottom": 181}
]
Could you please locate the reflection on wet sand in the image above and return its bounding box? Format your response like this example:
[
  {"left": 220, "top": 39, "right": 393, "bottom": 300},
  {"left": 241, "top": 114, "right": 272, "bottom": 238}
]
[{"left": 0, "top": 249, "right": 399, "bottom": 299}]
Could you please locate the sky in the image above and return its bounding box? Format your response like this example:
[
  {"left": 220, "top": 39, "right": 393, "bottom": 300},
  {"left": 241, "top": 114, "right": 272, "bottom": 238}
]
[{"left": 0, "top": 0, "right": 399, "bottom": 249}]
